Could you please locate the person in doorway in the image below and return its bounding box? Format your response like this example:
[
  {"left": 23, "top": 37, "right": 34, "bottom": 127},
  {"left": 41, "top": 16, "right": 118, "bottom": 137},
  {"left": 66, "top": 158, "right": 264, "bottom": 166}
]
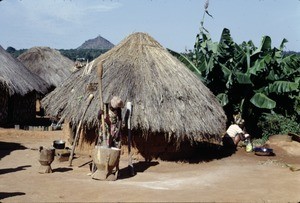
[
  {"left": 222, "top": 113, "right": 250, "bottom": 148},
  {"left": 97, "top": 96, "right": 124, "bottom": 148}
]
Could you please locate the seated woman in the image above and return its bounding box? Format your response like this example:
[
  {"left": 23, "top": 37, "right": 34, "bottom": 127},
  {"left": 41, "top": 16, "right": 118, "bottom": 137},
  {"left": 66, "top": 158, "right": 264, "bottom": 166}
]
[{"left": 223, "top": 114, "right": 250, "bottom": 148}]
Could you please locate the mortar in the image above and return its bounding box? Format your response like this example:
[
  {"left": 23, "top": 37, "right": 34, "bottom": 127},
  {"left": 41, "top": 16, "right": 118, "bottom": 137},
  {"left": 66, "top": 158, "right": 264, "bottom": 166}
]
[{"left": 92, "top": 146, "right": 121, "bottom": 181}]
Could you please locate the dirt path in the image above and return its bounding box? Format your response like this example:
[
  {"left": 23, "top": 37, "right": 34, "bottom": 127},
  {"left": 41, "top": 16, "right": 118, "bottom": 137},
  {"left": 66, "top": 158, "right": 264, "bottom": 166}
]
[{"left": 0, "top": 128, "right": 299, "bottom": 202}]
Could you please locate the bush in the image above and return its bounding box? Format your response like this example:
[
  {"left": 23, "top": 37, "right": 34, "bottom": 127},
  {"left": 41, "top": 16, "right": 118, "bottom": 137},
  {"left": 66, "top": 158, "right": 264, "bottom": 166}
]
[{"left": 257, "top": 113, "right": 300, "bottom": 139}]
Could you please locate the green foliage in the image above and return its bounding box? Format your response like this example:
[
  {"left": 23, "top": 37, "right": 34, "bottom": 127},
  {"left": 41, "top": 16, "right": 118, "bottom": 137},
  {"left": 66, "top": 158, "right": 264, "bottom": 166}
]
[
  {"left": 6, "top": 46, "right": 16, "bottom": 53},
  {"left": 250, "top": 93, "right": 276, "bottom": 109},
  {"left": 6, "top": 47, "right": 109, "bottom": 61},
  {"left": 168, "top": 5, "right": 300, "bottom": 137},
  {"left": 167, "top": 48, "right": 202, "bottom": 79},
  {"left": 6, "top": 47, "right": 27, "bottom": 58},
  {"left": 257, "top": 113, "right": 300, "bottom": 138},
  {"left": 198, "top": 29, "right": 299, "bottom": 131},
  {"left": 59, "top": 49, "right": 109, "bottom": 61}
]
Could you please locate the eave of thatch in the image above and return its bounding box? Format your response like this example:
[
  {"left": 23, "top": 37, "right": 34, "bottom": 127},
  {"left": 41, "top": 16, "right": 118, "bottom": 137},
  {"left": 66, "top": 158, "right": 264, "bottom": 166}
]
[
  {"left": 17, "top": 46, "right": 74, "bottom": 88},
  {"left": 0, "top": 45, "right": 49, "bottom": 96},
  {"left": 42, "top": 32, "right": 226, "bottom": 143}
]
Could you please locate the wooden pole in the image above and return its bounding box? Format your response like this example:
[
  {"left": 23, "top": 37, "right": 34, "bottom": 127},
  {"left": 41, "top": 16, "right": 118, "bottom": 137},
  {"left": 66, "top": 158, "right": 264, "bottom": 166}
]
[
  {"left": 97, "top": 60, "right": 108, "bottom": 147},
  {"left": 126, "top": 102, "right": 135, "bottom": 176},
  {"left": 69, "top": 94, "right": 94, "bottom": 166}
]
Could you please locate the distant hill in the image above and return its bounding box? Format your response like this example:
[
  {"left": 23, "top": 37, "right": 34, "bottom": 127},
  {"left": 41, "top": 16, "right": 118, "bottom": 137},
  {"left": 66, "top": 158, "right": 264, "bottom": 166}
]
[{"left": 77, "top": 35, "right": 114, "bottom": 50}]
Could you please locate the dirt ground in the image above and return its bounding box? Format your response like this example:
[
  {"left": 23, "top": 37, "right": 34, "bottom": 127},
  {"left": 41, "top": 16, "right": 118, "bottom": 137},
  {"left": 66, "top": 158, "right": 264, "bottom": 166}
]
[{"left": 0, "top": 127, "right": 300, "bottom": 202}]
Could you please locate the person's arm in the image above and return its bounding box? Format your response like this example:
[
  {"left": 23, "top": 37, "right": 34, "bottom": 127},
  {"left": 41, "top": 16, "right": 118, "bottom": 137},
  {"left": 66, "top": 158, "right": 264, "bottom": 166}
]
[{"left": 97, "top": 109, "right": 103, "bottom": 120}]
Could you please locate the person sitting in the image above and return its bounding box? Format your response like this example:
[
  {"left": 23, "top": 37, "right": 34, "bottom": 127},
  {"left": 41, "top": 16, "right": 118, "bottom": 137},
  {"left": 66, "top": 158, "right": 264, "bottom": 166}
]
[{"left": 222, "top": 114, "right": 250, "bottom": 148}]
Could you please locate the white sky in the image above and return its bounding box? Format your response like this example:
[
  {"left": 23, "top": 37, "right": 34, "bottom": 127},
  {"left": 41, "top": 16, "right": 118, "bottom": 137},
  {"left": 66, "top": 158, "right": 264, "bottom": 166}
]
[{"left": 0, "top": 0, "right": 299, "bottom": 52}]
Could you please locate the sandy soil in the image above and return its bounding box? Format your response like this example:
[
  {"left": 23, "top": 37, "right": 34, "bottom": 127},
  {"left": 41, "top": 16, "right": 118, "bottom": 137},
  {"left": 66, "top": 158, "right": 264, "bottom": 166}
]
[{"left": 0, "top": 127, "right": 300, "bottom": 202}]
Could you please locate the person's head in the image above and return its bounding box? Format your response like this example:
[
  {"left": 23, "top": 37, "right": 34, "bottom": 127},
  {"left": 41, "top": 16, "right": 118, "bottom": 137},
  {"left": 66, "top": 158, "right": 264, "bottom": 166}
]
[
  {"left": 233, "top": 112, "right": 245, "bottom": 128},
  {"left": 110, "top": 96, "right": 124, "bottom": 110}
]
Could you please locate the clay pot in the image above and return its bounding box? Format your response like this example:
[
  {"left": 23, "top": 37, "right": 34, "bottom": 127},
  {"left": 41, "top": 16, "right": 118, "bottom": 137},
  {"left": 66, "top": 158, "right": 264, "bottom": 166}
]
[{"left": 38, "top": 146, "right": 55, "bottom": 173}]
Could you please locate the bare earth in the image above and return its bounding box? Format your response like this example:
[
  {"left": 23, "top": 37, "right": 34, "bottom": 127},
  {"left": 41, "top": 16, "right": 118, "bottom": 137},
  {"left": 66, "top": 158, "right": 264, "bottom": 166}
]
[{"left": 0, "top": 128, "right": 300, "bottom": 202}]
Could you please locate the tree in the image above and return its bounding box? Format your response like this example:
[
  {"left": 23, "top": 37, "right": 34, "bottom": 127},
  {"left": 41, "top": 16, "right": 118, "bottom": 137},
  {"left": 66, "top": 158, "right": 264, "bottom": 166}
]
[
  {"left": 6, "top": 46, "right": 16, "bottom": 54},
  {"left": 168, "top": 4, "right": 300, "bottom": 137}
]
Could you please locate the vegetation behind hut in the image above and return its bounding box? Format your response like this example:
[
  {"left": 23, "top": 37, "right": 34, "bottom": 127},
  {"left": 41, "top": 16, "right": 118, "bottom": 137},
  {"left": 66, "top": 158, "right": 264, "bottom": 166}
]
[
  {"left": 7, "top": 47, "right": 110, "bottom": 62},
  {"left": 169, "top": 3, "right": 300, "bottom": 139},
  {"left": 6, "top": 35, "right": 114, "bottom": 62}
]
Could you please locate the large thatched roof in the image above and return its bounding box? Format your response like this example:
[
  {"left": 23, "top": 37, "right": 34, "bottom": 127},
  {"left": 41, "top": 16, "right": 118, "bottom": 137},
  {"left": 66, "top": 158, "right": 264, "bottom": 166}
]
[
  {"left": 17, "top": 47, "right": 74, "bottom": 88},
  {"left": 42, "top": 32, "right": 226, "bottom": 143},
  {"left": 0, "top": 45, "right": 48, "bottom": 96}
]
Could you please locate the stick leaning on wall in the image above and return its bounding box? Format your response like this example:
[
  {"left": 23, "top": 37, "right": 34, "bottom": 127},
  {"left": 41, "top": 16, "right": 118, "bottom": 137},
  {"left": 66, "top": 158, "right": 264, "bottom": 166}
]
[{"left": 69, "top": 94, "right": 94, "bottom": 166}]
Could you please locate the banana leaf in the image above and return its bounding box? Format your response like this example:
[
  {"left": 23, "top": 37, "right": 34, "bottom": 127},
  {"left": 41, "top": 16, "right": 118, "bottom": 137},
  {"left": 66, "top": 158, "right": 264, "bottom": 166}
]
[
  {"left": 259, "top": 36, "right": 272, "bottom": 52},
  {"left": 198, "top": 59, "right": 207, "bottom": 72},
  {"left": 205, "top": 56, "right": 214, "bottom": 74},
  {"left": 226, "top": 73, "right": 233, "bottom": 89},
  {"left": 263, "top": 54, "right": 272, "bottom": 64},
  {"left": 279, "top": 38, "right": 288, "bottom": 51},
  {"left": 251, "top": 36, "right": 272, "bottom": 56},
  {"left": 267, "top": 81, "right": 299, "bottom": 94},
  {"left": 167, "top": 48, "right": 202, "bottom": 78},
  {"left": 249, "top": 60, "right": 265, "bottom": 75},
  {"left": 236, "top": 71, "right": 252, "bottom": 84},
  {"left": 216, "top": 93, "right": 229, "bottom": 106},
  {"left": 220, "top": 63, "right": 231, "bottom": 79},
  {"left": 250, "top": 93, "right": 276, "bottom": 109},
  {"left": 246, "top": 44, "right": 251, "bottom": 69},
  {"left": 218, "top": 28, "right": 235, "bottom": 53},
  {"left": 282, "top": 55, "right": 300, "bottom": 75},
  {"left": 266, "top": 70, "right": 277, "bottom": 81}
]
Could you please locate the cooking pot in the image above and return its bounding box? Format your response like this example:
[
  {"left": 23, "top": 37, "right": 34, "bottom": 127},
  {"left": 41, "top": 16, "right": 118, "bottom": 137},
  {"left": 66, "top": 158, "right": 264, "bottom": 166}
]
[{"left": 53, "top": 140, "right": 65, "bottom": 149}]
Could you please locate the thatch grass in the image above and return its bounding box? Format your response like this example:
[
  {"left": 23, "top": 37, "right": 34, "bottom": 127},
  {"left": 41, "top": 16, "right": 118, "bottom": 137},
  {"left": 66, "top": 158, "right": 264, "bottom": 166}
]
[
  {"left": 17, "top": 46, "right": 74, "bottom": 88},
  {"left": 0, "top": 45, "right": 48, "bottom": 96},
  {"left": 42, "top": 32, "right": 226, "bottom": 144}
]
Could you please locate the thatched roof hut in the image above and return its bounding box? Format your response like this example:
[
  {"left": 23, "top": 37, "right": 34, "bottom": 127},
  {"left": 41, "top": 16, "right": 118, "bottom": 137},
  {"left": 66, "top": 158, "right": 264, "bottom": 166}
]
[
  {"left": 17, "top": 47, "right": 74, "bottom": 90},
  {"left": 42, "top": 32, "right": 226, "bottom": 160},
  {"left": 0, "top": 45, "right": 49, "bottom": 125}
]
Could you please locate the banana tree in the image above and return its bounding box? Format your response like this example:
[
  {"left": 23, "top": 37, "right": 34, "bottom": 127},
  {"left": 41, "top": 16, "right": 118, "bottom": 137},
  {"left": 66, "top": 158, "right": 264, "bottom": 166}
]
[
  {"left": 249, "top": 37, "right": 300, "bottom": 117},
  {"left": 169, "top": 28, "right": 300, "bottom": 133}
]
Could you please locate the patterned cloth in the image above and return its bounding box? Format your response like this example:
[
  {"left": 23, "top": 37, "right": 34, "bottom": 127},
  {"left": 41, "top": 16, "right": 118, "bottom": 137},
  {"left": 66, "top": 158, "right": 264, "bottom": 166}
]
[{"left": 98, "top": 106, "right": 122, "bottom": 148}]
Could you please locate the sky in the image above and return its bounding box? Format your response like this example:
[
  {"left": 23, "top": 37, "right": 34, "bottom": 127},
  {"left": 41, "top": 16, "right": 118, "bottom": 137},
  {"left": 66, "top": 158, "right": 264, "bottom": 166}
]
[{"left": 0, "top": 0, "right": 299, "bottom": 53}]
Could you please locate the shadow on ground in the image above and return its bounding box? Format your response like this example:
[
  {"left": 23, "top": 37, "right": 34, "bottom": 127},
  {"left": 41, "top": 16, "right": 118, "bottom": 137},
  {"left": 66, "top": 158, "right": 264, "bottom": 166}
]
[
  {"left": 53, "top": 167, "right": 73, "bottom": 173},
  {"left": 187, "top": 143, "right": 237, "bottom": 164},
  {"left": 151, "top": 142, "right": 237, "bottom": 163},
  {"left": 118, "top": 161, "right": 159, "bottom": 180},
  {"left": 0, "top": 141, "right": 27, "bottom": 160},
  {"left": 0, "top": 192, "right": 26, "bottom": 200},
  {"left": 0, "top": 165, "right": 31, "bottom": 175}
]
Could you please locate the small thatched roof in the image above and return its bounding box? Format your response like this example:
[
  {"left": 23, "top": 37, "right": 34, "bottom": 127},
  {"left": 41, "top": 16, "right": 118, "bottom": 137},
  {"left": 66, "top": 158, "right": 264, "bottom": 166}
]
[
  {"left": 0, "top": 45, "right": 48, "bottom": 96},
  {"left": 17, "top": 47, "right": 74, "bottom": 88},
  {"left": 42, "top": 32, "right": 226, "bottom": 143}
]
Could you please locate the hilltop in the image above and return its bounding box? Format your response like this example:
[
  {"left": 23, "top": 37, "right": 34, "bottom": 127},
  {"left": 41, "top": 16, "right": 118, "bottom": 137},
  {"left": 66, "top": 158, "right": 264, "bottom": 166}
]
[{"left": 77, "top": 35, "right": 114, "bottom": 50}]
